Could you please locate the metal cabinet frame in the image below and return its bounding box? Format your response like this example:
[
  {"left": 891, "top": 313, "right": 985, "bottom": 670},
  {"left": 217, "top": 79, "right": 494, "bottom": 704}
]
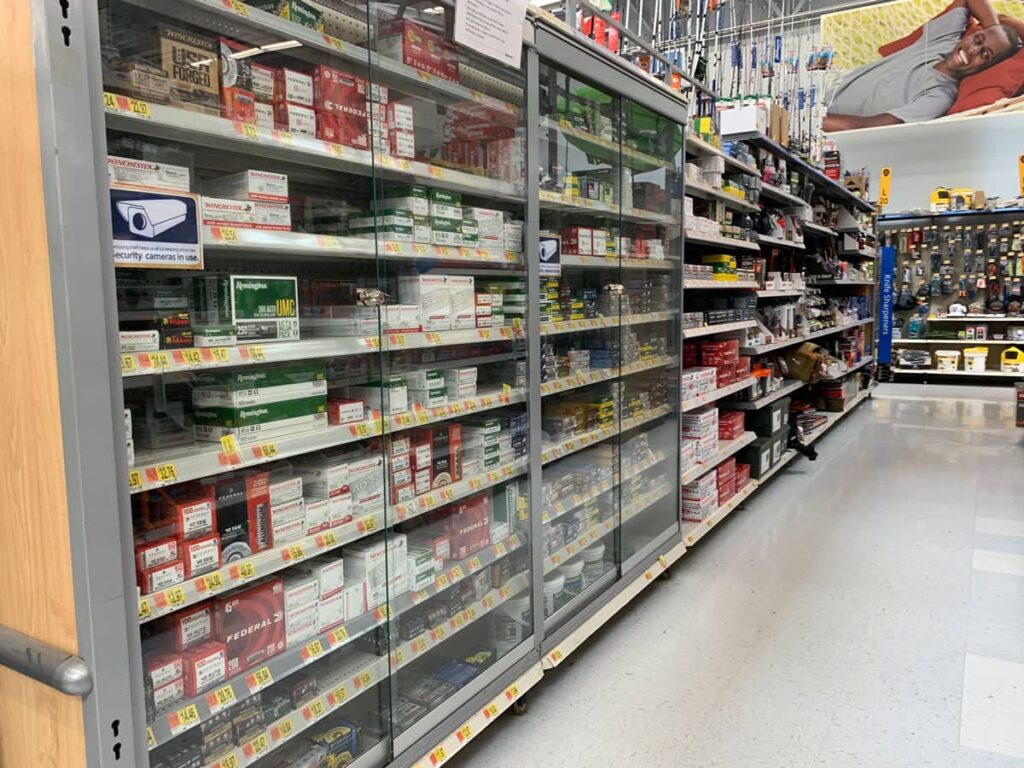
[{"left": 26, "top": 4, "right": 688, "bottom": 766}]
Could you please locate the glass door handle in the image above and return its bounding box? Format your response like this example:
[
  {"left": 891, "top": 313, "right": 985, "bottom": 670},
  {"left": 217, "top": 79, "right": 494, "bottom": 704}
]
[{"left": 0, "top": 625, "right": 93, "bottom": 696}]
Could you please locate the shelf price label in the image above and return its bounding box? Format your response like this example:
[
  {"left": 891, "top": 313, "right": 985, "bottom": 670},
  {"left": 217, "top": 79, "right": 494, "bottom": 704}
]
[
  {"left": 483, "top": 703, "right": 499, "bottom": 719},
  {"left": 230, "top": 560, "right": 256, "bottom": 582},
  {"left": 303, "top": 699, "right": 326, "bottom": 721},
  {"left": 329, "top": 626, "right": 349, "bottom": 645},
  {"left": 120, "top": 355, "right": 136, "bottom": 374},
  {"left": 146, "top": 463, "right": 177, "bottom": 485},
  {"left": 243, "top": 733, "right": 269, "bottom": 758},
  {"left": 467, "top": 556, "right": 482, "bottom": 571},
  {"left": 224, "top": 0, "right": 249, "bottom": 14},
  {"left": 316, "top": 531, "right": 338, "bottom": 548},
  {"left": 353, "top": 670, "right": 372, "bottom": 689},
  {"left": 198, "top": 572, "right": 224, "bottom": 593},
  {"left": 271, "top": 720, "right": 294, "bottom": 741},
  {"left": 429, "top": 746, "right": 447, "bottom": 765},
  {"left": 357, "top": 516, "right": 377, "bottom": 534},
  {"left": 245, "top": 666, "right": 273, "bottom": 694},
  {"left": 128, "top": 469, "right": 143, "bottom": 492},
  {"left": 253, "top": 442, "right": 278, "bottom": 459},
  {"left": 456, "top": 724, "right": 473, "bottom": 742},
  {"left": 138, "top": 598, "right": 152, "bottom": 621},
  {"left": 168, "top": 703, "right": 200, "bottom": 735},
  {"left": 328, "top": 685, "right": 347, "bottom": 706},
  {"left": 210, "top": 226, "right": 240, "bottom": 244},
  {"left": 234, "top": 122, "right": 260, "bottom": 141},
  {"left": 209, "top": 347, "right": 231, "bottom": 363},
  {"left": 157, "top": 586, "right": 186, "bottom": 610},
  {"left": 214, "top": 756, "right": 239, "bottom": 768},
  {"left": 283, "top": 543, "right": 305, "bottom": 562},
  {"left": 505, "top": 684, "right": 520, "bottom": 701},
  {"left": 206, "top": 684, "right": 237, "bottom": 713},
  {"left": 301, "top": 639, "right": 324, "bottom": 662}
]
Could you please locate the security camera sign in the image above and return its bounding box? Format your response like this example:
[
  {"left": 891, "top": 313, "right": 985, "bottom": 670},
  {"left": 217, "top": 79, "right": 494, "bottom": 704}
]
[{"left": 110, "top": 186, "right": 202, "bottom": 269}]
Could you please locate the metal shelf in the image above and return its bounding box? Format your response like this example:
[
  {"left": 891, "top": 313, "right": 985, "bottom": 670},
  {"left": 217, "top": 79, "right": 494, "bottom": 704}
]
[
  {"left": 560, "top": 254, "right": 677, "bottom": 270},
  {"left": 760, "top": 183, "right": 807, "bottom": 208},
  {"left": 120, "top": 0, "right": 521, "bottom": 116},
  {"left": 539, "top": 355, "right": 677, "bottom": 397},
  {"left": 722, "top": 130, "right": 876, "bottom": 212},
  {"left": 740, "top": 317, "right": 874, "bottom": 355},
  {"left": 540, "top": 404, "right": 673, "bottom": 465},
  {"left": 541, "top": 117, "right": 673, "bottom": 172},
  {"left": 681, "top": 479, "right": 758, "bottom": 547},
  {"left": 756, "top": 288, "right": 805, "bottom": 298},
  {"left": 539, "top": 310, "right": 677, "bottom": 337},
  {"left": 683, "top": 320, "right": 757, "bottom": 340},
  {"left": 806, "top": 279, "right": 875, "bottom": 287},
  {"left": 685, "top": 179, "right": 760, "bottom": 213},
  {"left": 541, "top": 451, "right": 668, "bottom": 524},
  {"left": 685, "top": 280, "right": 760, "bottom": 290},
  {"left": 823, "top": 356, "right": 874, "bottom": 381},
  {"left": 893, "top": 338, "right": 1023, "bottom": 345},
  {"left": 148, "top": 529, "right": 527, "bottom": 749},
  {"left": 121, "top": 326, "right": 522, "bottom": 379},
  {"left": 684, "top": 134, "right": 760, "bottom": 175},
  {"left": 803, "top": 384, "right": 876, "bottom": 445},
  {"left": 681, "top": 377, "right": 756, "bottom": 413},
  {"left": 538, "top": 190, "right": 675, "bottom": 225},
  {"left": 204, "top": 226, "right": 522, "bottom": 266},
  {"left": 925, "top": 315, "right": 1024, "bottom": 322},
  {"left": 800, "top": 221, "right": 838, "bottom": 238},
  {"left": 105, "top": 98, "right": 523, "bottom": 202},
  {"left": 757, "top": 234, "right": 806, "bottom": 250},
  {"left": 680, "top": 431, "right": 757, "bottom": 485},
  {"left": 684, "top": 231, "right": 761, "bottom": 251},
  {"left": 722, "top": 379, "right": 805, "bottom": 411},
  {"left": 893, "top": 368, "right": 1024, "bottom": 378},
  {"left": 200, "top": 573, "right": 532, "bottom": 768},
  {"left": 839, "top": 248, "right": 879, "bottom": 259},
  {"left": 137, "top": 460, "right": 527, "bottom": 624},
  {"left": 542, "top": 481, "right": 675, "bottom": 573},
  {"left": 129, "top": 388, "right": 524, "bottom": 495}
]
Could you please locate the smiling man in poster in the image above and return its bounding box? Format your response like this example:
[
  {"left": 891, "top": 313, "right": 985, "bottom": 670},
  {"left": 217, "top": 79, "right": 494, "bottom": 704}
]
[{"left": 823, "top": 0, "right": 1024, "bottom": 130}]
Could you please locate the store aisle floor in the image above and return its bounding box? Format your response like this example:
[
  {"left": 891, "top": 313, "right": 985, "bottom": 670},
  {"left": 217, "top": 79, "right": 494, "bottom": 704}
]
[{"left": 457, "top": 383, "right": 1024, "bottom": 768}]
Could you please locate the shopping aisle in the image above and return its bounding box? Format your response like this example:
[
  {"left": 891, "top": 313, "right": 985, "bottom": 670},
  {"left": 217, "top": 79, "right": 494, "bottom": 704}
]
[{"left": 457, "top": 383, "right": 1024, "bottom": 768}]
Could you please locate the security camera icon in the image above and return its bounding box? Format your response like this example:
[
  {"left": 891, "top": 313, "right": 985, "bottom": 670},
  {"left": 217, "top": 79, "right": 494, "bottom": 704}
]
[
  {"left": 116, "top": 198, "right": 188, "bottom": 238},
  {"left": 539, "top": 239, "right": 559, "bottom": 262}
]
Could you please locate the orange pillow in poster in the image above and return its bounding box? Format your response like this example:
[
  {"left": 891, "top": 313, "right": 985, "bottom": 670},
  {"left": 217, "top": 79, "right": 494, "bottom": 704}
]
[{"left": 875, "top": 5, "right": 1024, "bottom": 114}]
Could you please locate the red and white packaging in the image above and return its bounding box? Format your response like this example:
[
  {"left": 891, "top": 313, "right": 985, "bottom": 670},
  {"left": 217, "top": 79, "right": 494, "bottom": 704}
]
[
  {"left": 341, "top": 581, "right": 365, "bottom": 619},
  {"left": 162, "top": 488, "right": 216, "bottom": 540},
  {"left": 152, "top": 677, "right": 185, "bottom": 711},
  {"left": 327, "top": 397, "right": 364, "bottom": 426},
  {"left": 145, "top": 652, "right": 184, "bottom": 689},
  {"left": 445, "top": 493, "right": 491, "bottom": 560},
  {"left": 377, "top": 19, "right": 459, "bottom": 82},
  {"left": 386, "top": 102, "right": 414, "bottom": 132},
  {"left": 181, "top": 533, "right": 221, "bottom": 579},
  {"left": 251, "top": 63, "right": 276, "bottom": 102},
  {"left": 274, "top": 102, "right": 316, "bottom": 136},
  {"left": 408, "top": 529, "right": 449, "bottom": 561},
  {"left": 410, "top": 435, "right": 432, "bottom": 470},
  {"left": 168, "top": 603, "right": 213, "bottom": 651},
  {"left": 389, "top": 129, "right": 415, "bottom": 158},
  {"left": 485, "top": 137, "right": 525, "bottom": 185},
  {"left": 294, "top": 557, "right": 344, "bottom": 599},
  {"left": 390, "top": 481, "right": 415, "bottom": 504},
  {"left": 311, "top": 65, "right": 367, "bottom": 117},
  {"left": 139, "top": 559, "right": 184, "bottom": 595},
  {"left": 413, "top": 467, "right": 431, "bottom": 495},
  {"left": 255, "top": 102, "right": 275, "bottom": 131},
  {"left": 316, "top": 110, "right": 369, "bottom": 150},
  {"left": 201, "top": 197, "right": 292, "bottom": 231},
  {"left": 214, "top": 577, "right": 285, "bottom": 676},
  {"left": 182, "top": 640, "right": 227, "bottom": 697},
  {"left": 272, "top": 514, "right": 306, "bottom": 547},
  {"left": 304, "top": 498, "right": 331, "bottom": 535},
  {"left": 735, "top": 462, "right": 752, "bottom": 489},
  {"left": 222, "top": 87, "right": 257, "bottom": 124},
  {"left": 136, "top": 536, "right": 179, "bottom": 572},
  {"left": 317, "top": 591, "right": 346, "bottom": 632},
  {"left": 273, "top": 68, "right": 313, "bottom": 106}
]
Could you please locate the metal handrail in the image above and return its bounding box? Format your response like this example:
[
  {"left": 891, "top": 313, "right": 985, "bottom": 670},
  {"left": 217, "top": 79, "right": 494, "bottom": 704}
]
[{"left": 0, "top": 625, "right": 92, "bottom": 696}]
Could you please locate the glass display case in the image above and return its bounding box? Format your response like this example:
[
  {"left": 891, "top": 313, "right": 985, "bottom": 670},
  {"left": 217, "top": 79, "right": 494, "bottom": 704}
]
[{"left": 30, "top": 3, "right": 688, "bottom": 765}]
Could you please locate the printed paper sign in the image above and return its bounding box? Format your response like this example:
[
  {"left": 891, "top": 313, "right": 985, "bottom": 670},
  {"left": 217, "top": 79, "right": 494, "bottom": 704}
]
[
  {"left": 539, "top": 235, "right": 561, "bottom": 276},
  {"left": 110, "top": 186, "right": 202, "bottom": 269},
  {"left": 454, "top": 0, "right": 528, "bottom": 69}
]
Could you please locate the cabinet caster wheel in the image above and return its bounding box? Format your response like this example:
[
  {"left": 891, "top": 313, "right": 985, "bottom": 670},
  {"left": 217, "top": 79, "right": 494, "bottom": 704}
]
[{"left": 511, "top": 697, "right": 528, "bottom": 715}]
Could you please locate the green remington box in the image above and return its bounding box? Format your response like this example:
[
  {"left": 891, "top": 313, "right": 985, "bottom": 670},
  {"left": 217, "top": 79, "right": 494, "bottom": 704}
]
[
  {"left": 192, "top": 275, "right": 300, "bottom": 343},
  {"left": 248, "top": 0, "right": 324, "bottom": 31},
  {"left": 193, "top": 361, "right": 325, "bottom": 389}
]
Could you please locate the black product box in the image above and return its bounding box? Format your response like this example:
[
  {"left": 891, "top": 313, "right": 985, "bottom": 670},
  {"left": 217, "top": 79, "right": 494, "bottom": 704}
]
[
  {"left": 770, "top": 424, "right": 789, "bottom": 466},
  {"left": 394, "top": 697, "right": 428, "bottom": 732},
  {"left": 208, "top": 472, "right": 270, "bottom": 561},
  {"left": 199, "top": 723, "right": 234, "bottom": 764},
  {"left": 120, "top": 310, "right": 194, "bottom": 349},
  {"left": 288, "top": 673, "right": 318, "bottom": 709},
  {"left": 399, "top": 607, "right": 427, "bottom": 641},
  {"left": 425, "top": 601, "right": 447, "bottom": 629},
  {"left": 738, "top": 436, "right": 774, "bottom": 479},
  {"left": 404, "top": 673, "right": 457, "bottom": 708},
  {"left": 150, "top": 740, "right": 202, "bottom": 768},
  {"left": 262, "top": 693, "right": 292, "bottom": 723},
  {"left": 747, "top": 397, "right": 790, "bottom": 437}
]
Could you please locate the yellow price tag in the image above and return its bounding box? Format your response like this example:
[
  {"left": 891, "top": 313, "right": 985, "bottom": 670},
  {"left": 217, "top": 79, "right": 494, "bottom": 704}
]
[
  {"left": 363, "top": 516, "right": 377, "bottom": 532},
  {"left": 303, "top": 640, "right": 324, "bottom": 660},
  {"left": 218, "top": 755, "right": 239, "bottom": 768},
  {"left": 436, "top": 573, "right": 449, "bottom": 588},
  {"left": 210, "top": 347, "right": 231, "bottom": 363},
  {"left": 146, "top": 726, "right": 155, "bottom": 748},
  {"left": 433, "top": 625, "right": 446, "bottom": 640},
  {"left": 154, "top": 463, "right": 177, "bottom": 483},
  {"left": 393, "top": 333, "right": 407, "bottom": 346},
  {"left": 275, "top": 719, "right": 294, "bottom": 740},
  {"left": 213, "top": 226, "right": 240, "bottom": 244},
  {"left": 103, "top": 92, "right": 118, "bottom": 110},
  {"left": 430, "top": 746, "right": 447, "bottom": 765},
  {"left": 248, "top": 733, "right": 268, "bottom": 755},
  {"left": 449, "top": 565, "right": 464, "bottom": 580},
  {"left": 235, "top": 561, "right": 256, "bottom": 581},
  {"left": 138, "top": 599, "right": 152, "bottom": 621},
  {"left": 426, "top": 332, "right": 441, "bottom": 344},
  {"left": 237, "top": 122, "right": 260, "bottom": 141},
  {"left": 878, "top": 167, "right": 892, "bottom": 207},
  {"left": 201, "top": 572, "right": 223, "bottom": 593},
  {"left": 457, "top": 724, "right": 472, "bottom": 742},
  {"left": 257, "top": 442, "right": 278, "bottom": 459},
  {"left": 120, "top": 355, "right": 136, "bottom": 374},
  {"left": 163, "top": 586, "right": 186, "bottom": 608},
  {"left": 355, "top": 423, "right": 370, "bottom": 437},
  {"left": 220, "top": 435, "right": 240, "bottom": 456},
  {"left": 149, "top": 352, "right": 171, "bottom": 370},
  {"left": 285, "top": 543, "right": 305, "bottom": 561},
  {"left": 247, "top": 666, "right": 273, "bottom": 691},
  {"left": 330, "top": 626, "right": 349, "bottom": 644},
  {"left": 208, "top": 684, "right": 236, "bottom": 710},
  {"left": 227, "top": 0, "right": 249, "bottom": 14},
  {"left": 468, "top": 556, "right": 482, "bottom": 571},
  {"left": 179, "top": 348, "right": 203, "bottom": 366},
  {"left": 128, "top": 469, "right": 143, "bottom": 492},
  {"left": 171, "top": 703, "right": 199, "bottom": 731},
  {"left": 428, "top": 166, "right": 444, "bottom": 179},
  {"left": 506, "top": 684, "right": 520, "bottom": 699},
  {"left": 493, "top": 542, "right": 507, "bottom": 556},
  {"left": 324, "top": 34, "right": 346, "bottom": 52},
  {"left": 356, "top": 671, "right": 372, "bottom": 688},
  {"left": 396, "top": 648, "right": 406, "bottom": 664},
  {"left": 319, "top": 531, "right": 338, "bottom": 548},
  {"left": 484, "top": 703, "right": 498, "bottom": 718},
  {"left": 246, "top": 345, "right": 266, "bottom": 361},
  {"left": 124, "top": 97, "right": 151, "bottom": 119},
  {"left": 305, "top": 699, "right": 326, "bottom": 720},
  {"left": 332, "top": 684, "right": 348, "bottom": 703}
]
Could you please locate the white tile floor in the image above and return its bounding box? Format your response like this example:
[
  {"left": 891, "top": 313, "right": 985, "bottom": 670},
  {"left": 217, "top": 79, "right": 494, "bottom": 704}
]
[{"left": 457, "top": 383, "right": 1024, "bottom": 768}]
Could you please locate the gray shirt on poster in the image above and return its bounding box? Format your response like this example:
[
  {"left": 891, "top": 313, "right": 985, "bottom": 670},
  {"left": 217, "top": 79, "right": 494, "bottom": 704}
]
[{"left": 827, "top": 8, "right": 969, "bottom": 123}]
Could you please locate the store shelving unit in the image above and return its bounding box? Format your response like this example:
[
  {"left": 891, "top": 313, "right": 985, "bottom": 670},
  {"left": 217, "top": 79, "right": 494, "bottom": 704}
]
[
  {"left": 21, "top": 2, "right": 887, "bottom": 766},
  {"left": 739, "top": 317, "right": 875, "bottom": 355}
]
